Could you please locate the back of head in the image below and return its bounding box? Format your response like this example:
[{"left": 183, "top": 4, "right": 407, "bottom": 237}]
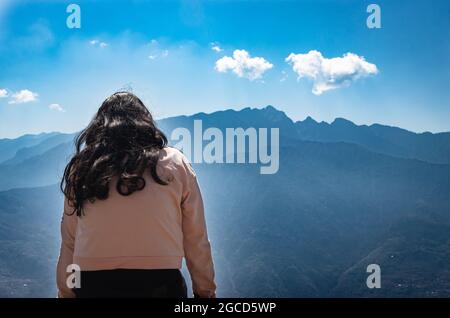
[{"left": 61, "top": 92, "right": 168, "bottom": 216}]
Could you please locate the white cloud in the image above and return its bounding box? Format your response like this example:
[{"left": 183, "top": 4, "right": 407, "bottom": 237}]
[
  {"left": 212, "top": 45, "right": 222, "bottom": 53},
  {"left": 148, "top": 49, "right": 169, "bottom": 60},
  {"left": 215, "top": 49, "right": 273, "bottom": 81},
  {"left": 48, "top": 103, "right": 65, "bottom": 112},
  {"left": 285, "top": 50, "right": 378, "bottom": 95},
  {"left": 210, "top": 42, "right": 223, "bottom": 53},
  {"left": 89, "top": 39, "right": 108, "bottom": 48},
  {"left": 0, "top": 88, "right": 8, "bottom": 98},
  {"left": 8, "top": 89, "right": 38, "bottom": 104}
]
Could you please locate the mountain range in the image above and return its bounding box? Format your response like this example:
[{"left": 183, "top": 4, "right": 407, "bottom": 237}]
[{"left": 0, "top": 105, "right": 449, "bottom": 297}]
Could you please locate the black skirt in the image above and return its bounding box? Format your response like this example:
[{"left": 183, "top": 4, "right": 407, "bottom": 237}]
[{"left": 73, "top": 269, "right": 187, "bottom": 298}]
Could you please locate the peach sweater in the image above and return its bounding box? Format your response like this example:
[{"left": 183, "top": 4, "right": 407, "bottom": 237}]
[{"left": 56, "top": 147, "right": 216, "bottom": 298}]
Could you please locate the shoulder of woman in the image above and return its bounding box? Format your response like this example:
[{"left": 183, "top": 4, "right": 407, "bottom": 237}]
[{"left": 162, "top": 147, "right": 197, "bottom": 178}]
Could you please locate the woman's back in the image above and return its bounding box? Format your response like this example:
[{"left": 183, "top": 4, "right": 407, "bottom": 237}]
[
  {"left": 56, "top": 93, "right": 215, "bottom": 298},
  {"left": 72, "top": 147, "right": 199, "bottom": 268}
]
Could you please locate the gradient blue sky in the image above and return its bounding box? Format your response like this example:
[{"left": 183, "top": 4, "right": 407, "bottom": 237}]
[{"left": 0, "top": 0, "right": 449, "bottom": 138}]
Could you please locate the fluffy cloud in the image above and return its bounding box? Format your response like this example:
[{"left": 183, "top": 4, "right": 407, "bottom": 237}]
[
  {"left": 48, "top": 103, "right": 65, "bottom": 112},
  {"left": 285, "top": 50, "right": 378, "bottom": 95},
  {"left": 8, "top": 89, "right": 38, "bottom": 104},
  {"left": 215, "top": 49, "right": 273, "bottom": 81},
  {"left": 0, "top": 88, "right": 7, "bottom": 98}
]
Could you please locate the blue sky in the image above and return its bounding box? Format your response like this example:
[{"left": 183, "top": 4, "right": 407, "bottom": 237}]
[{"left": 0, "top": 0, "right": 449, "bottom": 138}]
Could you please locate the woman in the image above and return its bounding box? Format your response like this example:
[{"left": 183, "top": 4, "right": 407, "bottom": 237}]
[{"left": 56, "top": 92, "right": 216, "bottom": 298}]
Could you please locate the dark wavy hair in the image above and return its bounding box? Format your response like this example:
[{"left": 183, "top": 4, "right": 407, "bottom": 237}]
[{"left": 61, "top": 92, "right": 168, "bottom": 216}]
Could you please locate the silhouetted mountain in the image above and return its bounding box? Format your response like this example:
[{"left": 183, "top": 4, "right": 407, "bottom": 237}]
[
  {"left": 296, "top": 116, "right": 450, "bottom": 164},
  {"left": 158, "top": 105, "right": 298, "bottom": 141},
  {"left": 0, "top": 106, "right": 449, "bottom": 297},
  {"left": 2, "top": 106, "right": 449, "bottom": 192}
]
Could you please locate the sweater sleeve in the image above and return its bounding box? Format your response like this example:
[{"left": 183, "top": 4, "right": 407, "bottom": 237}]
[
  {"left": 181, "top": 159, "right": 216, "bottom": 298},
  {"left": 56, "top": 198, "right": 78, "bottom": 298}
]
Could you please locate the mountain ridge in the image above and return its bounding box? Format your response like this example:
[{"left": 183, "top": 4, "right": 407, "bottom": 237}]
[
  {"left": 5, "top": 105, "right": 449, "bottom": 141},
  {"left": 1, "top": 105, "right": 450, "bottom": 191}
]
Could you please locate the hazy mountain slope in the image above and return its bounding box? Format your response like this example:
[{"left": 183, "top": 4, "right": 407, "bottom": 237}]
[
  {"left": 0, "top": 185, "right": 61, "bottom": 297},
  {"left": 2, "top": 133, "right": 76, "bottom": 166},
  {"left": 1, "top": 139, "right": 449, "bottom": 297},
  {"left": 295, "top": 117, "right": 450, "bottom": 164},
  {"left": 333, "top": 217, "right": 450, "bottom": 297},
  {"left": 0, "top": 142, "right": 74, "bottom": 191},
  {"left": 0, "top": 132, "right": 59, "bottom": 164},
  {"left": 197, "top": 140, "right": 450, "bottom": 296}
]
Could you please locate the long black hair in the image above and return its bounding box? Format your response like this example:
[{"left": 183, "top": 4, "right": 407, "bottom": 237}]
[{"left": 61, "top": 92, "right": 168, "bottom": 216}]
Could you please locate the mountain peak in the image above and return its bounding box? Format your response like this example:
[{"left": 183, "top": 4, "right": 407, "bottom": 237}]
[
  {"left": 303, "top": 116, "right": 317, "bottom": 124},
  {"left": 262, "top": 105, "right": 277, "bottom": 112},
  {"left": 242, "top": 105, "right": 283, "bottom": 115},
  {"left": 332, "top": 117, "right": 355, "bottom": 126},
  {"left": 255, "top": 105, "right": 293, "bottom": 124}
]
